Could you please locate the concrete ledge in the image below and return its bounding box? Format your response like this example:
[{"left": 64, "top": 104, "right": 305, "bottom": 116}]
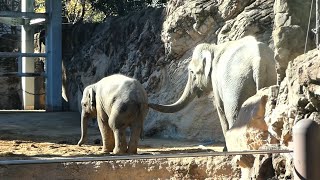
[{"left": 0, "top": 156, "right": 239, "bottom": 179}]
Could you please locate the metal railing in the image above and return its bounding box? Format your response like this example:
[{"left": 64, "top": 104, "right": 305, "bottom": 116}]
[{"left": 0, "top": 149, "right": 293, "bottom": 165}]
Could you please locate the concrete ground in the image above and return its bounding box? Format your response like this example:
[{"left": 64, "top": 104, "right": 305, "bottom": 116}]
[{"left": 0, "top": 111, "right": 82, "bottom": 141}]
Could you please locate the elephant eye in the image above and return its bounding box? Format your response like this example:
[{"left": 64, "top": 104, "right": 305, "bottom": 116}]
[{"left": 190, "top": 70, "right": 194, "bottom": 74}]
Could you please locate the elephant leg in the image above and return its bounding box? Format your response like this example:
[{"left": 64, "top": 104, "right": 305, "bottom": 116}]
[
  {"left": 127, "top": 124, "right": 142, "bottom": 154},
  {"left": 108, "top": 110, "right": 127, "bottom": 154},
  {"left": 213, "top": 95, "right": 229, "bottom": 137},
  {"left": 214, "top": 97, "right": 229, "bottom": 152},
  {"left": 216, "top": 106, "right": 228, "bottom": 137},
  {"left": 128, "top": 105, "right": 147, "bottom": 154},
  {"left": 112, "top": 128, "right": 127, "bottom": 154},
  {"left": 105, "top": 124, "right": 115, "bottom": 152},
  {"left": 97, "top": 112, "right": 114, "bottom": 153}
]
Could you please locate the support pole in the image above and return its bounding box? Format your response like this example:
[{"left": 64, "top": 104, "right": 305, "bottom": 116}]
[
  {"left": 293, "top": 119, "right": 320, "bottom": 179},
  {"left": 317, "top": 0, "right": 320, "bottom": 50},
  {"left": 317, "top": 0, "right": 319, "bottom": 49},
  {"left": 45, "top": 0, "right": 62, "bottom": 111},
  {"left": 21, "top": 0, "right": 35, "bottom": 110}
]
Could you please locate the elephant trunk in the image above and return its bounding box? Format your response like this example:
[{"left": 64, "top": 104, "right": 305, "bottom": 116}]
[
  {"left": 149, "top": 74, "right": 197, "bottom": 113},
  {"left": 77, "top": 111, "right": 88, "bottom": 146}
]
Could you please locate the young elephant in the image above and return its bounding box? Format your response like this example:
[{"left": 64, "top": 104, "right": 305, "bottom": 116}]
[{"left": 77, "top": 74, "right": 148, "bottom": 154}]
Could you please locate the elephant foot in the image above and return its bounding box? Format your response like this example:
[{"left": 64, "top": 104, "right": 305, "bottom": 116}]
[
  {"left": 127, "top": 146, "right": 138, "bottom": 154},
  {"left": 102, "top": 147, "right": 113, "bottom": 153},
  {"left": 126, "top": 149, "right": 137, "bottom": 154},
  {"left": 112, "top": 147, "right": 126, "bottom": 155},
  {"left": 223, "top": 145, "right": 228, "bottom": 152}
]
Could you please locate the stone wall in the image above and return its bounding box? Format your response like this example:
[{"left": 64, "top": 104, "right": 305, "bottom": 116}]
[{"left": 273, "top": 0, "right": 316, "bottom": 82}]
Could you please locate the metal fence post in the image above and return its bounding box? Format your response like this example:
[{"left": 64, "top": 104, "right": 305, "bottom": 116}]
[
  {"left": 21, "top": 0, "right": 35, "bottom": 110},
  {"left": 45, "top": 0, "right": 62, "bottom": 111},
  {"left": 293, "top": 119, "right": 320, "bottom": 179}
]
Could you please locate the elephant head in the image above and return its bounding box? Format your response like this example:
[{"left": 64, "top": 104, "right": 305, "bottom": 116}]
[
  {"left": 149, "top": 43, "right": 214, "bottom": 113},
  {"left": 77, "top": 84, "right": 97, "bottom": 146}
]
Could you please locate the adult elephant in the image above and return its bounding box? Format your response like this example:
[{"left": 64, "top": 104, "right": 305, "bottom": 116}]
[
  {"left": 149, "top": 36, "right": 277, "bottom": 142},
  {"left": 77, "top": 74, "right": 148, "bottom": 154}
]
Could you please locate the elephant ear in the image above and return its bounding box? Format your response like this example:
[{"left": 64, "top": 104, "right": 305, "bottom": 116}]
[
  {"left": 89, "top": 87, "right": 96, "bottom": 108},
  {"left": 202, "top": 50, "right": 212, "bottom": 83}
]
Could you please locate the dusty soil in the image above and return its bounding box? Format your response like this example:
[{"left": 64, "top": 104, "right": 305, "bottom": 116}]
[
  {"left": 0, "top": 111, "right": 223, "bottom": 160},
  {"left": 0, "top": 111, "right": 240, "bottom": 180}
]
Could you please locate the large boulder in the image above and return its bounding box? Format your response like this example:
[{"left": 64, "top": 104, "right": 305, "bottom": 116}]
[
  {"left": 266, "top": 48, "right": 320, "bottom": 180},
  {"left": 273, "top": 0, "right": 316, "bottom": 82},
  {"left": 268, "top": 48, "right": 320, "bottom": 148},
  {"left": 226, "top": 88, "right": 271, "bottom": 152},
  {"left": 225, "top": 87, "right": 277, "bottom": 180}
]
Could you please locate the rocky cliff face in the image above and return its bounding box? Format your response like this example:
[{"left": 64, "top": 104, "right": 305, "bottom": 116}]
[
  {"left": 62, "top": 8, "right": 165, "bottom": 110},
  {"left": 56, "top": 0, "right": 318, "bottom": 143},
  {"left": 273, "top": 0, "right": 316, "bottom": 82},
  {"left": 62, "top": 0, "right": 277, "bottom": 143}
]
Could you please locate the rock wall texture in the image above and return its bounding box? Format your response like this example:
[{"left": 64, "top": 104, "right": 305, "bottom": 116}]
[
  {"left": 273, "top": 0, "right": 316, "bottom": 82},
  {"left": 60, "top": 0, "right": 318, "bottom": 144},
  {"left": 223, "top": 48, "right": 320, "bottom": 179},
  {"left": 0, "top": 156, "right": 240, "bottom": 180},
  {"left": 60, "top": 0, "right": 277, "bottom": 143}
]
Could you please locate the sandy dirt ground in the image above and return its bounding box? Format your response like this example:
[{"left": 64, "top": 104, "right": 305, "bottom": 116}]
[{"left": 0, "top": 111, "right": 223, "bottom": 160}]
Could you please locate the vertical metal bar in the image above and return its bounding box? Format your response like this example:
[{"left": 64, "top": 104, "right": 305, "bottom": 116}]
[
  {"left": 317, "top": 0, "right": 319, "bottom": 49},
  {"left": 18, "top": 56, "right": 22, "bottom": 75},
  {"left": 21, "top": 0, "right": 35, "bottom": 110},
  {"left": 293, "top": 119, "right": 320, "bottom": 179},
  {"left": 45, "top": 0, "right": 62, "bottom": 111}
]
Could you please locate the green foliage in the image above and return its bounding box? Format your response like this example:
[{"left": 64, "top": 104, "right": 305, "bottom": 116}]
[
  {"left": 35, "top": 0, "right": 105, "bottom": 23},
  {"left": 35, "top": 0, "right": 45, "bottom": 13},
  {"left": 34, "top": 0, "right": 166, "bottom": 24},
  {"left": 88, "top": 0, "right": 167, "bottom": 17},
  {"left": 62, "top": 0, "right": 105, "bottom": 23}
]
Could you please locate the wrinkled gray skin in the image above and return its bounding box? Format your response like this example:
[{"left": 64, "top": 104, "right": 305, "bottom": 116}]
[
  {"left": 149, "top": 36, "right": 277, "bottom": 145},
  {"left": 77, "top": 74, "right": 148, "bottom": 154}
]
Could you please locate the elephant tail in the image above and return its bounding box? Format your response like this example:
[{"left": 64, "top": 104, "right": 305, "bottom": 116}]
[
  {"left": 140, "top": 129, "right": 145, "bottom": 141},
  {"left": 139, "top": 102, "right": 148, "bottom": 141}
]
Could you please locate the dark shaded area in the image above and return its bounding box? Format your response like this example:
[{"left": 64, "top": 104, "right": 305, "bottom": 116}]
[{"left": 62, "top": 7, "right": 165, "bottom": 111}]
